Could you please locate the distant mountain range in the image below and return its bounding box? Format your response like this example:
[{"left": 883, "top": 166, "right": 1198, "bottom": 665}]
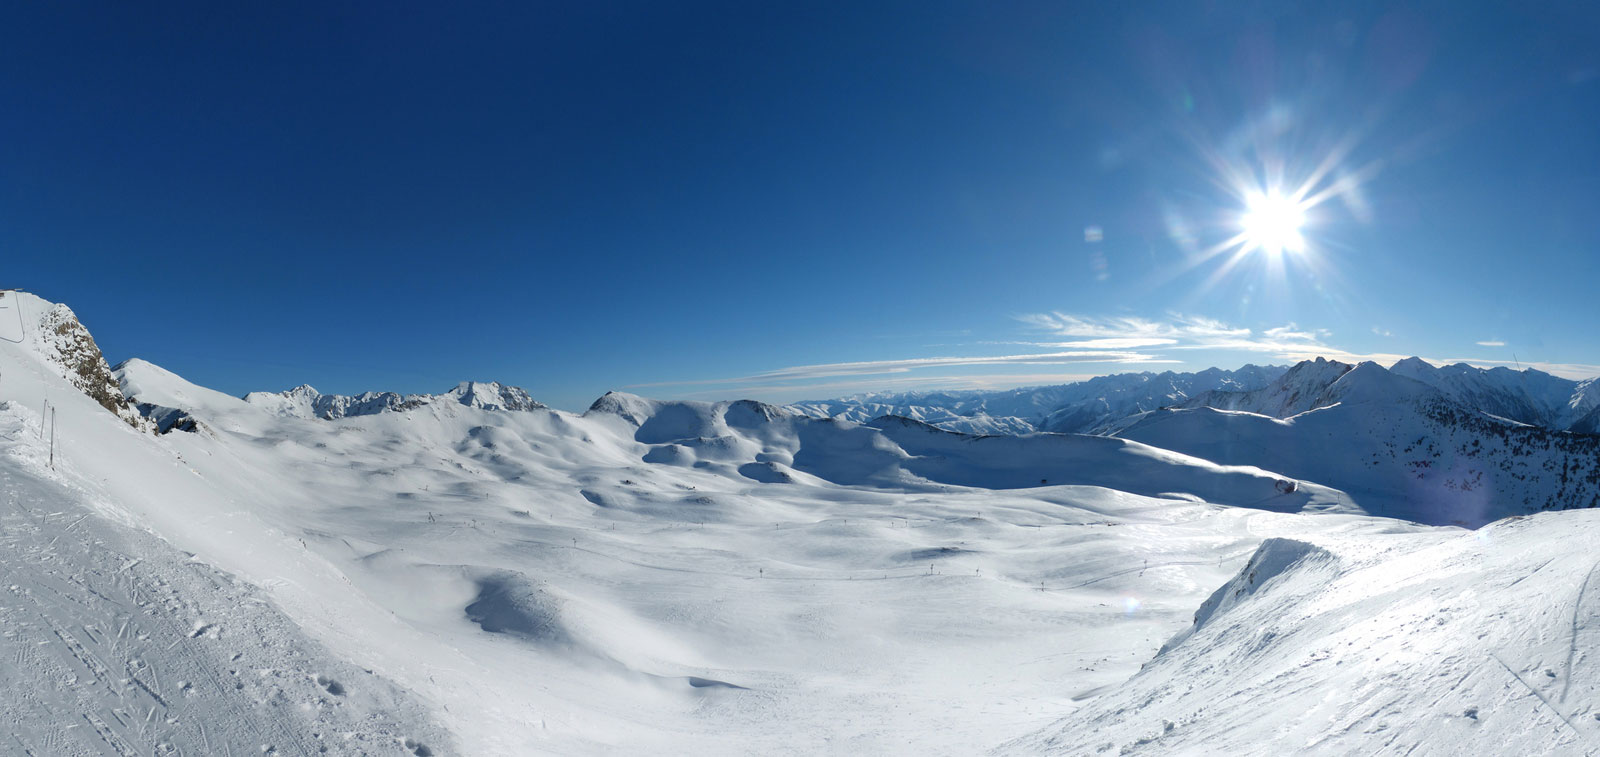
[
  {"left": 16, "top": 278, "right": 1588, "bottom": 529},
  {"left": 1117, "top": 359, "right": 1600, "bottom": 525},
  {"left": 214, "top": 355, "right": 1600, "bottom": 526},
  {"left": 242, "top": 381, "right": 546, "bottom": 419},
  {"left": 791, "top": 358, "right": 1600, "bottom": 436},
  {"left": 788, "top": 364, "right": 1289, "bottom": 435},
  {"left": 790, "top": 357, "right": 1600, "bottom": 525}
]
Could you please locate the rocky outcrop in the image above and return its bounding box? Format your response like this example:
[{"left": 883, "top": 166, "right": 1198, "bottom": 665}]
[{"left": 33, "top": 303, "right": 152, "bottom": 432}]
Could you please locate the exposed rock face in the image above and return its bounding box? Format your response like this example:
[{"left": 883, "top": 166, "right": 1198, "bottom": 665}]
[
  {"left": 134, "top": 402, "right": 203, "bottom": 434},
  {"left": 32, "top": 302, "right": 152, "bottom": 432},
  {"left": 446, "top": 381, "right": 545, "bottom": 412}
]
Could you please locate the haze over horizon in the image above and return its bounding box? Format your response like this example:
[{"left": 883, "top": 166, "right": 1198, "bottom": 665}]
[{"left": 5, "top": 2, "right": 1597, "bottom": 410}]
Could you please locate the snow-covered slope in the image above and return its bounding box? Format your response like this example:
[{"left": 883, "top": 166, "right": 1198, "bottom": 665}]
[
  {"left": 0, "top": 295, "right": 452, "bottom": 755},
  {"left": 100, "top": 368, "right": 1389, "bottom": 754},
  {"left": 1392, "top": 356, "right": 1592, "bottom": 429},
  {"left": 1119, "top": 362, "right": 1600, "bottom": 526},
  {"left": 7, "top": 288, "right": 1600, "bottom": 755}
]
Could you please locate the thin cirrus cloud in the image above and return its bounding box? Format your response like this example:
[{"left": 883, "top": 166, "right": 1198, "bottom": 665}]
[
  {"left": 633, "top": 313, "right": 1600, "bottom": 403},
  {"left": 1018, "top": 312, "right": 1322, "bottom": 354},
  {"left": 627, "top": 350, "right": 1164, "bottom": 390},
  {"left": 667, "top": 371, "right": 1109, "bottom": 400},
  {"left": 1017, "top": 312, "right": 1600, "bottom": 380},
  {"left": 1015, "top": 312, "right": 1251, "bottom": 340},
  {"left": 741, "top": 351, "right": 1159, "bottom": 381},
  {"left": 1033, "top": 337, "right": 1180, "bottom": 349}
]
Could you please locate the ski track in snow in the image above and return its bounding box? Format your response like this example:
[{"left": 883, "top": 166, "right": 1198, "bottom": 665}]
[
  {"left": 0, "top": 418, "right": 449, "bottom": 757},
  {"left": 1564, "top": 560, "right": 1600, "bottom": 704}
]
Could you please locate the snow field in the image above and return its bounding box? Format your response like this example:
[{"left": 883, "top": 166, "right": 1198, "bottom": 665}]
[{"left": 5, "top": 290, "right": 1598, "bottom": 755}]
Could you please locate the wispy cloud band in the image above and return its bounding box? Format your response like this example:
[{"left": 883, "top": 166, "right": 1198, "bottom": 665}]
[{"left": 628, "top": 311, "right": 1600, "bottom": 402}]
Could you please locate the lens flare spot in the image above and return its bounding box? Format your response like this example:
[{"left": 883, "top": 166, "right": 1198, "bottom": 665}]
[{"left": 1240, "top": 191, "right": 1307, "bottom": 256}]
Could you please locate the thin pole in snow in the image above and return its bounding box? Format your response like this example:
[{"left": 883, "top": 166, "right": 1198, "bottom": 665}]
[{"left": 48, "top": 406, "right": 55, "bottom": 469}]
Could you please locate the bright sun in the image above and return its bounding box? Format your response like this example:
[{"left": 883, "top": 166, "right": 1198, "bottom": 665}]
[{"left": 1240, "top": 192, "right": 1307, "bottom": 256}]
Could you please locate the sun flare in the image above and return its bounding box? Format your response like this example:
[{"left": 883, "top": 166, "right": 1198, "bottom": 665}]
[{"left": 1240, "top": 191, "right": 1307, "bottom": 256}]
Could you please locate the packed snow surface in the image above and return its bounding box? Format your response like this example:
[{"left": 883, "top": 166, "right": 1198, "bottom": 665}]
[{"left": 3, "top": 289, "right": 1600, "bottom": 755}]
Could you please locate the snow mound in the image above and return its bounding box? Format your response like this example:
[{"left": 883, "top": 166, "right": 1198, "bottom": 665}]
[
  {"left": 1010, "top": 511, "right": 1600, "bottom": 755},
  {"left": 1157, "top": 538, "right": 1337, "bottom": 656}
]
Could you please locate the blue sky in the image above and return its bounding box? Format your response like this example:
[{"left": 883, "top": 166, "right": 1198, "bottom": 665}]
[{"left": 4, "top": 1, "right": 1597, "bottom": 410}]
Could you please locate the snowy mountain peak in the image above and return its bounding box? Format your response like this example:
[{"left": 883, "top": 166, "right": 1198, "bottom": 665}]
[
  {"left": 1323, "top": 359, "right": 1435, "bottom": 405},
  {"left": 1385, "top": 356, "right": 1589, "bottom": 429},
  {"left": 444, "top": 381, "right": 546, "bottom": 412},
  {"left": 1388, "top": 355, "right": 1439, "bottom": 382},
  {"left": 1175, "top": 358, "right": 1354, "bottom": 418}
]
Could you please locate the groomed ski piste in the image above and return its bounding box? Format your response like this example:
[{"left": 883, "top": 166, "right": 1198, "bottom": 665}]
[{"left": 3, "top": 289, "right": 1599, "bottom": 755}]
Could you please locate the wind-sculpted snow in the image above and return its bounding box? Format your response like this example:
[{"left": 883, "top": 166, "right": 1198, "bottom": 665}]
[
  {"left": 1156, "top": 538, "right": 1337, "bottom": 656},
  {"left": 1009, "top": 512, "right": 1600, "bottom": 755}
]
